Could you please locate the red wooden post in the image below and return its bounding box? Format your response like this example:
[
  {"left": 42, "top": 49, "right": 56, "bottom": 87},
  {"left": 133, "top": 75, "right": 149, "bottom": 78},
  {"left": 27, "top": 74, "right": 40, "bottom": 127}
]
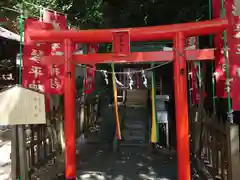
[
  {"left": 173, "top": 32, "right": 191, "bottom": 180},
  {"left": 64, "top": 39, "right": 76, "bottom": 179}
]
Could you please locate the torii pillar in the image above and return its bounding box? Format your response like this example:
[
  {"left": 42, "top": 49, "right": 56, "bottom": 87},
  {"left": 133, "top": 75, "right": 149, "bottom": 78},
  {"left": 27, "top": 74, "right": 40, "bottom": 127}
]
[{"left": 174, "top": 32, "right": 190, "bottom": 179}]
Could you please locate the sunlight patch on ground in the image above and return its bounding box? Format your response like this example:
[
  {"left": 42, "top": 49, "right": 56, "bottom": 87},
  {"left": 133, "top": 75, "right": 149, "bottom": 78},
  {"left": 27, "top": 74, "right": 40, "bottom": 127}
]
[
  {"left": 139, "top": 173, "right": 171, "bottom": 180},
  {"left": 0, "top": 140, "right": 11, "bottom": 165},
  {"left": 0, "top": 140, "right": 11, "bottom": 180},
  {"left": 78, "top": 171, "right": 108, "bottom": 180},
  {"left": 78, "top": 169, "right": 172, "bottom": 180}
]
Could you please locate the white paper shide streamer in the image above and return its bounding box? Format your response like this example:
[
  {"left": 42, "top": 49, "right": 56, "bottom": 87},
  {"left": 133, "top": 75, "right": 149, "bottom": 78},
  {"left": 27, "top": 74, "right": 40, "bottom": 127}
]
[
  {"left": 128, "top": 71, "right": 134, "bottom": 90},
  {"left": 141, "top": 69, "right": 147, "bottom": 87},
  {"left": 101, "top": 70, "right": 108, "bottom": 84},
  {"left": 115, "top": 76, "right": 124, "bottom": 87}
]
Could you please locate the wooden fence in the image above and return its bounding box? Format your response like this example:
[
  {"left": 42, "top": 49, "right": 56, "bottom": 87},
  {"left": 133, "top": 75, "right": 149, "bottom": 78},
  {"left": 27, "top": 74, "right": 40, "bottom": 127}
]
[
  {"left": 11, "top": 110, "right": 64, "bottom": 180},
  {"left": 10, "top": 93, "right": 100, "bottom": 180},
  {"left": 190, "top": 106, "right": 240, "bottom": 180}
]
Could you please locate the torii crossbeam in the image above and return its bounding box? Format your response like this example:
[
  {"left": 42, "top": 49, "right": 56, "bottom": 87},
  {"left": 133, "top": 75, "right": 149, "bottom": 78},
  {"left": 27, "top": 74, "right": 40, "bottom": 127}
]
[
  {"left": 41, "top": 49, "right": 214, "bottom": 65},
  {"left": 28, "top": 18, "right": 228, "bottom": 180}
]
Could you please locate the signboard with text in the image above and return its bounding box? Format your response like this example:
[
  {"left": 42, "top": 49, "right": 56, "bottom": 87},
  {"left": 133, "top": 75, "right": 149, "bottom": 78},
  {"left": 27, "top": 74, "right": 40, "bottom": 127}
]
[
  {"left": 112, "top": 31, "right": 130, "bottom": 56},
  {"left": 22, "top": 19, "right": 51, "bottom": 93},
  {"left": 0, "top": 85, "right": 46, "bottom": 125},
  {"left": 0, "top": 66, "right": 18, "bottom": 87}
]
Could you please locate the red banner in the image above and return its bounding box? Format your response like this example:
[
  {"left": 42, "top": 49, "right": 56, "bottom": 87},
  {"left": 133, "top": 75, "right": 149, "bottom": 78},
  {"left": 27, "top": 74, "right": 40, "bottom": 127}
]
[
  {"left": 84, "top": 65, "right": 96, "bottom": 94},
  {"left": 22, "top": 19, "right": 52, "bottom": 111},
  {"left": 191, "top": 64, "right": 199, "bottom": 104},
  {"left": 212, "top": 0, "right": 228, "bottom": 98},
  {"left": 231, "top": 16, "right": 240, "bottom": 110},
  {"left": 43, "top": 10, "right": 67, "bottom": 94},
  {"left": 84, "top": 44, "right": 98, "bottom": 94},
  {"left": 226, "top": 0, "right": 240, "bottom": 110},
  {"left": 22, "top": 19, "right": 51, "bottom": 92},
  {"left": 212, "top": 0, "right": 240, "bottom": 109},
  {"left": 186, "top": 36, "right": 199, "bottom": 104}
]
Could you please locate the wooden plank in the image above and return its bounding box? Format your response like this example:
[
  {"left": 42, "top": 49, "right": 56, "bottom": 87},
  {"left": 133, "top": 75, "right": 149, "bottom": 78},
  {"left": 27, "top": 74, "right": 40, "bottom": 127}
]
[
  {"left": 227, "top": 123, "right": 240, "bottom": 180},
  {"left": 18, "top": 125, "right": 29, "bottom": 180},
  {"left": 11, "top": 125, "right": 19, "bottom": 180}
]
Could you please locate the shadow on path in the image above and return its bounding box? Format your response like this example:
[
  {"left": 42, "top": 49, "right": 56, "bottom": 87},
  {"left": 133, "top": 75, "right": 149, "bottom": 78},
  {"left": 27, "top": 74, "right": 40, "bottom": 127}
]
[{"left": 77, "top": 145, "right": 177, "bottom": 180}]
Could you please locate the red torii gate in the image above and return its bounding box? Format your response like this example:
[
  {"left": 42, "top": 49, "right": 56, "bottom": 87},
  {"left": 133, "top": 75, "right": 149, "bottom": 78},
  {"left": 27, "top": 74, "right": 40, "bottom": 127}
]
[{"left": 28, "top": 18, "right": 228, "bottom": 180}]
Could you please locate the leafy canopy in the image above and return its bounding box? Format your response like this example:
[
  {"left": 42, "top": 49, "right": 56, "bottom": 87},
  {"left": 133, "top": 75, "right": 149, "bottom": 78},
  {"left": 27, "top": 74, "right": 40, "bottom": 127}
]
[{"left": 0, "top": 0, "right": 209, "bottom": 31}]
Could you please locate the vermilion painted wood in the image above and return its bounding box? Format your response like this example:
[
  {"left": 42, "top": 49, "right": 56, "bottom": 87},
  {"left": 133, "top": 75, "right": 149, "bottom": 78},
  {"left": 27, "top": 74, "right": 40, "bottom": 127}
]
[
  {"left": 28, "top": 18, "right": 227, "bottom": 43},
  {"left": 41, "top": 49, "right": 215, "bottom": 65},
  {"left": 64, "top": 40, "right": 76, "bottom": 179},
  {"left": 174, "top": 32, "right": 191, "bottom": 180}
]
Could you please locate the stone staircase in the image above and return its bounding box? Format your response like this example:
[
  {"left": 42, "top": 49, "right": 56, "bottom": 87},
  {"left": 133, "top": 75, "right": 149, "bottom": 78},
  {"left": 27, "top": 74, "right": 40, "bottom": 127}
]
[
  {"left": 121, "top": 107, "right": 150, "bottom": 146},
  {"left": 120, "top": 89, "right": 150, "bottom": 146}
]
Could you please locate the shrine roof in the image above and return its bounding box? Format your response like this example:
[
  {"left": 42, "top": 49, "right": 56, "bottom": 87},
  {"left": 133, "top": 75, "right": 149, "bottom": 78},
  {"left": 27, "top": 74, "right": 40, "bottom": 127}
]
[{"left": 0, "top": 26, "right": 20, "bottom": 42}]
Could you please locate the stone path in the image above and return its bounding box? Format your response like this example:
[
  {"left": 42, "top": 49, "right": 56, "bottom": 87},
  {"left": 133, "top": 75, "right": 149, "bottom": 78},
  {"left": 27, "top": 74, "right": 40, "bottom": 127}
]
[
  {"left": 0, "top": 129, "right": 179, "bottom": 180},
  {"left": 77, "top": 145, "right": 178, "bottom": 180},
  {"left": 0, "top": 134, "right": 179, "bottom": 180}
]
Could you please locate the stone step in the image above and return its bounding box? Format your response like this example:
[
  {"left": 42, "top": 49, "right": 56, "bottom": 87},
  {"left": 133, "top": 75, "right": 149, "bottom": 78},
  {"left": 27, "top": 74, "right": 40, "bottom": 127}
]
[
  {"left": 123, "top": 119, "right": 147, "bottom": 124},
  {"left": 122, "top": 130, "right": 146, "bottom": 140},
  {"left": 122, "top": 129, "right": 146, "bottom": 135},
  {"left": 123, "top": 122, "right": 145, "bottom": 129},
  {"left": 120, "top": 106, "right": 150, "bottom": 145},
  {"left": 120, "top": 140, "right": 149, "bottom": 147},
  {"left": 122, "top": 136, "right": 146, "bottom": 141},
  {"left": 124, "top": 112, "right": 148, "bottom": 117}
]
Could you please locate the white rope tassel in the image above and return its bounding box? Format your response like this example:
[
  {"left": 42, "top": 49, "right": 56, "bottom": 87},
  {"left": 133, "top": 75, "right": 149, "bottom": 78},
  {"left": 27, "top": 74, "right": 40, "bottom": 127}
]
[
  {"left": 141, "top": 69, "right": 147, "bottom": 87},
  {"left": 101, "top": 70, "right": 108, "bottom": 84},
  {"left": 115, "top": 76, "right": 124, "bottom": 87},
  {"left": 128, "top": 71, "right": 134, "bottom": 90}
]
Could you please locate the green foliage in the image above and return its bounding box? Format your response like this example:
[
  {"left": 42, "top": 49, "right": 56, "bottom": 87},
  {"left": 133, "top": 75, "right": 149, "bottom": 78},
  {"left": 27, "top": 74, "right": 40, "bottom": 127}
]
[
  {"left": 68, "top": 0, "right": 105, "bottom": 28},
  {"left": 0, "top": 0, "right": 210, "bottom": 31}
]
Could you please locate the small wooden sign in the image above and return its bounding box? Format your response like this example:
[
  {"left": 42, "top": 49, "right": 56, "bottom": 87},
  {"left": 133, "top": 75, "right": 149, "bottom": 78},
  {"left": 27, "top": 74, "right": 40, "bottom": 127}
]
[
  {"left": 112, "top": 30, "right": 130, "bottom": 56},
  {"left": 0, "top": 66, "right": 18, "bottom": 87},
  {"left": 0, "top": 85, "right": 46, "bottom": 125}
]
